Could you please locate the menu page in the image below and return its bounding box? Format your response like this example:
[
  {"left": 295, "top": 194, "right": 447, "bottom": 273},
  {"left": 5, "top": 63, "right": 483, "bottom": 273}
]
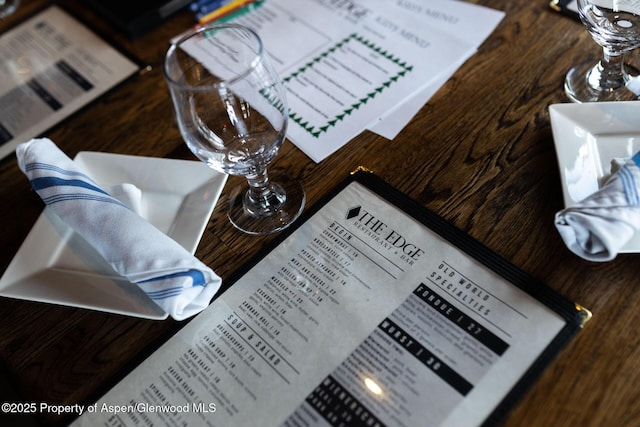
[
  {"left": 227, "top": 0, "right": 481, "bottom": 163},
  {"left": 73, "top": 179, "right": 571, "bottom": 427},
  {"left": 0, "top": 6, "right": 139, "bottom": 160},
  {"left": 369, "top": 0, "right": 505, "bottom": 139},
  {"left": 173, "top": 0, "right": 503, "bottom": 162}
]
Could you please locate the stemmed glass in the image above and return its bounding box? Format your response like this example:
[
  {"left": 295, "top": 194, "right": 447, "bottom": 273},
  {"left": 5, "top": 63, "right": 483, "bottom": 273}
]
[
  {"left": 164, "top": 23, "right": 305, "bottom": 235},
  {"left": 565, "top": 0, "right": 640, "bottom": 103},
  {"left": 0, "top": 0, "right": 19, "bottom": 18}
]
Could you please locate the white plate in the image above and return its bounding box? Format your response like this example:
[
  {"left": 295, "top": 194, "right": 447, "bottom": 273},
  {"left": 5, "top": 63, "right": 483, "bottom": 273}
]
[
  {"left": 0, "top": 152, "right": 227, "bottom": 319},
  {"left": 549, "top": 101, "right": 640, "bottom": 253}
]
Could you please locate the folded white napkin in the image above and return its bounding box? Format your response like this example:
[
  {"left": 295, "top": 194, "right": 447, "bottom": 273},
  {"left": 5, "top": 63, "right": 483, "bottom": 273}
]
[
  {"left": 16, "top": 138, "right": 222, "bottom": 320},
  {"left": 108, "top": 183, "right": 143, "bottom": 216},
  {"left": 555, "top": 152, "right": 640, "bottom": 262}
]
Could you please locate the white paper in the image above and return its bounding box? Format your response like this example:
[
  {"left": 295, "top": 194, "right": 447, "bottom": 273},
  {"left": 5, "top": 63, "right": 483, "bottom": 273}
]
[
  {"left": 0, "top": 6, "right": 139, "bottom": 160},
  {"left": 219, "top": 0, "right": 495, "bottom": 162},
  {"left": 172, "top": 0, "right": 503, "bottom": 162},
  {"left": 368, "top": 55, "right": 470, "bottom": 139},
  {"left": 368, "top": 0, "right": 505, "bottom": 139},
  {"left": 73, "top": 180, "right": 568, "bottom": 427}
]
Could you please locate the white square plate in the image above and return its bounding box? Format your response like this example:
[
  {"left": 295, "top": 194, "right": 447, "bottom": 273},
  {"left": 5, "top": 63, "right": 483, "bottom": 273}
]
[
  {"left": 0, "top": 152, "right": 227, "bottom": 319},
  {"left": 549, "top": 101, "right": 640, "bottom": 253}
]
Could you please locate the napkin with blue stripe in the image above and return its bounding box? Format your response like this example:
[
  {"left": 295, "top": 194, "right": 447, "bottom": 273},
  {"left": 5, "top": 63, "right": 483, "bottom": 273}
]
[
  {"left": 16, "top": 138, "right": 222, "bottom": 320},
  {"left": 555, "top": 151, "right": 640, "bottom": 262}
]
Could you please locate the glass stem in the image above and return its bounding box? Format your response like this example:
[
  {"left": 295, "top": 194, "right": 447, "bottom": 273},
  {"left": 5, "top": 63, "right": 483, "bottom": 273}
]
[
  {"left": 243, "top": 167, "right": 285, "bottom": 217},
  {"left": 591, "top": 47, "right": 629, "bottom": 91}
]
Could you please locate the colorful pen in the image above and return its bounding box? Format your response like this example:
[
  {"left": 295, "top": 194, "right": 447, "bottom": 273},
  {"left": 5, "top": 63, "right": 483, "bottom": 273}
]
[
  {"left": 213, "top": 1, "right": 262, "bottom": 24},
  {"left": 198, "top": 0, "right": 233, "bottom": 15},
  {"left": 198, "top": 0, "right": 259, "bottom": 25},
  {"left": 189, "top": 0, "right": 222, "bottom": 12}
]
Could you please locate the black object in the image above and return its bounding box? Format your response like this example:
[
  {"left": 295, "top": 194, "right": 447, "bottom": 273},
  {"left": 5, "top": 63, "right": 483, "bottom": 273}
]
[
  {"left": 80, "top": 0, "right": 192, "bottom": 38},
  {"left": 549, "top": 0, "right": 579, "bottom": 20}
]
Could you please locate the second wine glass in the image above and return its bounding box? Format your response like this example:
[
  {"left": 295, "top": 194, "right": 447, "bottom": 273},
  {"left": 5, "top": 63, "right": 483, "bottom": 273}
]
[
  {"left": 565, "top": 0, "right": 640, "bottom": 103},
  {"left": 164, "top": 24, "right": 305, "bottom": 235},
  {"left": 0, "top": 0, "right": 19, "bottom": 18}
]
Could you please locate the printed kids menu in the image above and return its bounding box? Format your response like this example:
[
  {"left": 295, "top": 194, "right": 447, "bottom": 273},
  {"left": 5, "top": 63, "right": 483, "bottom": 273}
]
[
  {"left": 73, "top": 171, "right": 587, "bottom": 427},
  {"left": 0, "top": 6, "right": 139, "bottom": 160},
  {"left": 218, "top": 0, "right": 504, "bottom": 162}
]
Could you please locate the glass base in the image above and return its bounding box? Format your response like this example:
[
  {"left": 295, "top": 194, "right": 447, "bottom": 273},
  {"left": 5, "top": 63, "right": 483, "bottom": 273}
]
[
  {"left": 228, "top": 175, "right": 305, "bottom": 235},
  {"left": 565, "top": 59, "right": 640, "bottom": 103}
]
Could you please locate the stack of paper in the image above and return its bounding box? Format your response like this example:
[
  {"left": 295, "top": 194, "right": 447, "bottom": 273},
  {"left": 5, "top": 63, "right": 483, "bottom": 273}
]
[{"left": 214, "top": 0, "right": 504, "bottom": 162}]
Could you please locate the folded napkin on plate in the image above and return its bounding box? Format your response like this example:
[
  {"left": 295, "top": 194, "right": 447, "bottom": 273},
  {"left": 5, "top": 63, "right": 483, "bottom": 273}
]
[
  {"left": 555, "top": 152, "right": 640, "bottom": 262},
  {"left": 16, "top": 138, "right": 222, "bottom": 320}
]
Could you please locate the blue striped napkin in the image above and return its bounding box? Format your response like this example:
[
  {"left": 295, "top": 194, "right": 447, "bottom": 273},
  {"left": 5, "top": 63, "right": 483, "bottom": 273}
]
[
  {"left": 555, "top": 151, "right": 640, "bottom": 262},
  {"left": 16, "top": 138, "right": 222, "bottom": 320}
]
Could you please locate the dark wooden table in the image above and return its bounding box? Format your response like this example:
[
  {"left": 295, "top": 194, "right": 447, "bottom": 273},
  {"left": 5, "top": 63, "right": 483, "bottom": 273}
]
[{"left": 1, "top": 0, "right": 638, "bottom": 426}]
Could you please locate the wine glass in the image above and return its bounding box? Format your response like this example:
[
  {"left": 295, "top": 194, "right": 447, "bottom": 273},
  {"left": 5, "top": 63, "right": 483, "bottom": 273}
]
[
  {"left": 565, "top": 0, "right": 640, "bottom": 103},
  {"left": 164, "top": 23, "right": 305, "bottom": 235},
  {"left": 0, "top": 0, "right": 19, "bottom": 18}
]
